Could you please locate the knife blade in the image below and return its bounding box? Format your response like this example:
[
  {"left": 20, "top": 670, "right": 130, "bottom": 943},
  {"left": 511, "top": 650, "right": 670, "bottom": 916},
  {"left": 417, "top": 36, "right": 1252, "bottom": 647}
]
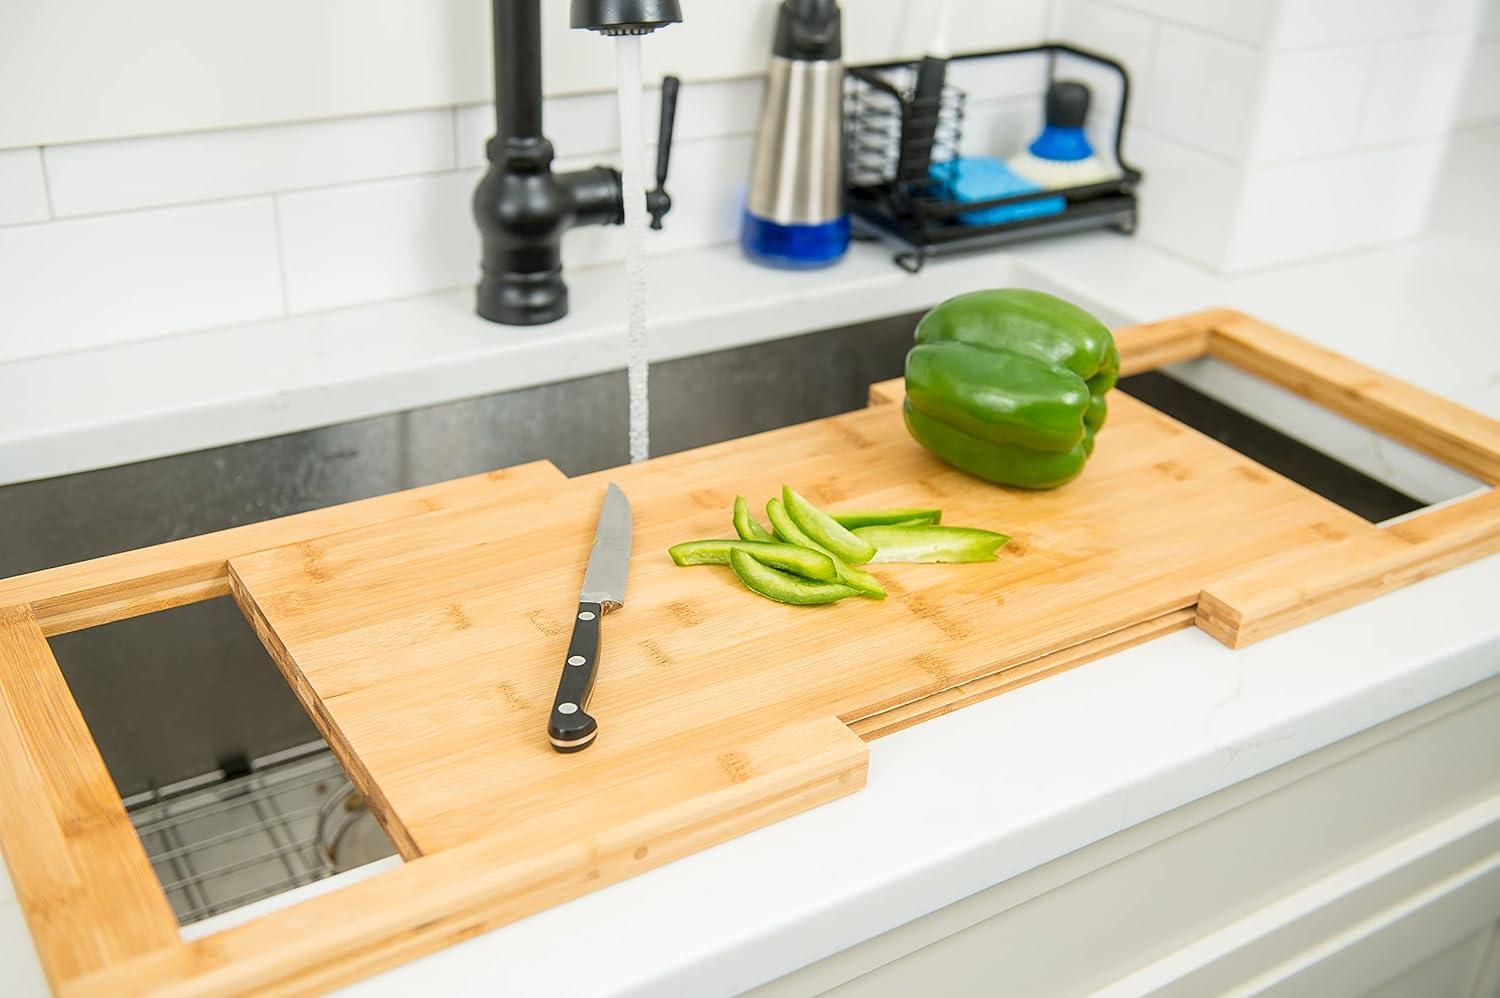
[{"left": 548, "top": 482, "right": 632, "bottom": 753}]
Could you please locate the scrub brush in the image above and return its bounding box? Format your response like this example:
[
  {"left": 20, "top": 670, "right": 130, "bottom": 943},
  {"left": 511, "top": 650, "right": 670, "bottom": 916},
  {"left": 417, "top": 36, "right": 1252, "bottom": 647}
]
[{"left": 1007, "top": 80, "right": 1119, "bottom": 190}]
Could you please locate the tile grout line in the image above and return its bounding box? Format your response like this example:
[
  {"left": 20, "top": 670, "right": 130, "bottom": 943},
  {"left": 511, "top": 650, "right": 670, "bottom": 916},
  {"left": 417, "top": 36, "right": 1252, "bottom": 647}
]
[
  {"left": 449, "top": 106, "right": 464, "bottom": 170},
  {"left": 1348, "top": 39, "right": 1385, "bottom": 150},
  {"left": 270, "top": 195, "right": 293, "bottom": 316},
  {"left": 36, "top": 146, "right": 57, "bottom": 220},
  {"left": 19, "top": 129, "right": 764, "bottom": 225},
  {"left": 1091, "top": 0, "right": 1482, "bottom": 52},
  {"left": 1128, "top": 114, "right": 1445, "bottom": 174},
  {"left": 1133, "top": 17, "right": 1162, "bottom": 134}
]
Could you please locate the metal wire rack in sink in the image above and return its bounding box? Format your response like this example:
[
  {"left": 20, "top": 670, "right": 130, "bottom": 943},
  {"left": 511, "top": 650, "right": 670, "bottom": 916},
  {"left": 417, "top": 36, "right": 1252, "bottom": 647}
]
[
  {"left": 123, "top": 741, "right": 396, "bottom": 925},
  {"left": 844, "top": 43, "right": 1144, "bottom": 272}
]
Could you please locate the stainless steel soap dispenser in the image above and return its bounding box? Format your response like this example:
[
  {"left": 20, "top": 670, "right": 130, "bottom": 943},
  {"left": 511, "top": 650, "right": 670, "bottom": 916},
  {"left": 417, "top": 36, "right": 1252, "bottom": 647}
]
[{"left": 741, "top": 0, "right": 849, "bottom": 269}]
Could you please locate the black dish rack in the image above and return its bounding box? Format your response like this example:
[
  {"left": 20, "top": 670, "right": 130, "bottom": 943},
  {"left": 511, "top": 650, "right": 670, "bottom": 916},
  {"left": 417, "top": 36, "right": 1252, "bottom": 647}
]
[{"left": 845, "top": 43, "right": 1143, "bottom": 272}]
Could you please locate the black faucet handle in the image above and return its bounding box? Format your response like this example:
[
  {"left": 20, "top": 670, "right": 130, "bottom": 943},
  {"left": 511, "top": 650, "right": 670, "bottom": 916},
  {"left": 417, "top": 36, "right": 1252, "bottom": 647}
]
[{"left": 646, "top": 75, "right": 680, "bottom": 230}]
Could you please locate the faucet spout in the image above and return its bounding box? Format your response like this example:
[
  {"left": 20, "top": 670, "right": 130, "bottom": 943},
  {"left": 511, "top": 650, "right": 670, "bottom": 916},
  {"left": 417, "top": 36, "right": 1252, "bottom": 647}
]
[{"left": 473, "top": 0, "right": 681, "bottom": 326}]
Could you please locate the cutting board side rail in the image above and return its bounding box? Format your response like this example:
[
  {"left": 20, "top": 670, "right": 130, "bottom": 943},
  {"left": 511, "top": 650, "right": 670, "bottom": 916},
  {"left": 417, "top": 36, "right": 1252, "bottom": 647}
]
[
  {"left": 871, "top": 307, "right": 1500, "bottom": 648},
  {"left": 61, "top": 717, "right": 869, "bottom": 997},
  {"left": 0, "top": 604, "right": 180, "bottom": 990},
  {"left": 0, "top": 460, "right": 566, "bottom": 988},
  {"left": 1193, "top": 312, "right": 1500, "bottom": 647}
]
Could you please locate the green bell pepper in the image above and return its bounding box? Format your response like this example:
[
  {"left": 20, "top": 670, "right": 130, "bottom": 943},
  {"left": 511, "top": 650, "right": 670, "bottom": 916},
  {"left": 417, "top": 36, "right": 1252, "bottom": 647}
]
[
  {"left": 852, "top": 524, "right": 1009, "bottom": 563},
  {"left": 829, "top": 508, "right": 942, "bottom": 529},
  {"left": 766, "top": 498, "right": 887, "bottom": 599},
  {"left": 781, "top": 486, "right": 877, "bottom": 564},
  {"left": 904, "top": 288, "right": 1119, "bottom": 489},
  {"left": 728, "top": 548, "right": 857, "bottom": 605},
  {"left": 733, "top": 495, "right": 775, "bottom": 542},
  {"left": 667, "top": 539, "right": 838, "bottom": 581}
]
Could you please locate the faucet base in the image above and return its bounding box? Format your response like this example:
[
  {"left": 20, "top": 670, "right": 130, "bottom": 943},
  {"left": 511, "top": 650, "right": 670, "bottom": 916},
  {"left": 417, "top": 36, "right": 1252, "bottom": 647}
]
[
  {"left": 473, "top": 162, "right": 624, "bottom": 326},
  {"left": 477, "top": 271, "right": 569, "bottom": 326}
]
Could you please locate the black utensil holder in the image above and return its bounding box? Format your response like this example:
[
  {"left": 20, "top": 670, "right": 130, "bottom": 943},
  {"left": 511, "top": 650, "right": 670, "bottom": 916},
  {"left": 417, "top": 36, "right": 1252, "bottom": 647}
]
[{"left": 844, "top": 43, "right": 1143, "bottom": 273}]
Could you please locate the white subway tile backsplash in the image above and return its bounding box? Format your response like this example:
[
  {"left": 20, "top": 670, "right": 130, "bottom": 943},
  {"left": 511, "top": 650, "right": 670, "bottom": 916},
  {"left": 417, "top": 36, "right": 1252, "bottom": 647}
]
[
  {"left": 0, "top": 199, "right": 282, "bottom": 362},
  {"left": 1124, "top": 126, "right": 1243, "bottom": 268},
  {"left": 44, "top": 110, "right": 455, "bottom": 218},
  {"left": 673, "top": 77, "right": 766, "bottom": 141},
  {"left": 1139, "top": 25, "right": 1266, "bottom": 159},
  {"left": 840, "top": 0, "right": 1048, "bottom": 64},
  {"left": 561, "top": 134, "right": 755, "bottom": 269},
  {"left": 1, "top": 0, "right": 1488, "bottom": 360},
  {"left": 276, "top": 170, "right": 480, "bottom": 314},
  {"left": 959, "top": 99, "right": 1045, "bottom": 160},
  {"left": 456, "top": 77, "right": 765, "bottom": 171},
  {"left": 944, "top": 54, "right": 1049, "bottom": 104},
  {"left": 1251, "top": 45, "right": 1374, "bottom": 163},
  {"left": 1458, "top": 39, "right": 1500, "bottom": 121},
  {"left": 1227, "top": 140, "right": 1445, "bottom": 269},
  {"left": 0, "top": 148, "right": 49, "bottom": 226},
  {"left": 940, "top": 0, "right": 1052, "bottom": 53},
  {"left": 277, "top": 132, "right": 753, "bottom": 315},
  {"left": 1358, "top": 33, "right": 1477, "bottom": 143},
  {"left": 1273, "top": 0, "right": 1486, "bottom": 48},
  {"left": 1053, "top": 0, "right": 1158, "bottom": 78},
  {"left": 1103, "top": 0, "right": 1278, "bottom": 45}
]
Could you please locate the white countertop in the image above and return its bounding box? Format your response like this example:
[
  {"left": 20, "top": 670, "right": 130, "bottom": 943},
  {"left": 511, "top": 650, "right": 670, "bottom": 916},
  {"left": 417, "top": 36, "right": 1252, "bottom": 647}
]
[{"left": 2, "top": 124, "right": 1498, "bottom": 995}]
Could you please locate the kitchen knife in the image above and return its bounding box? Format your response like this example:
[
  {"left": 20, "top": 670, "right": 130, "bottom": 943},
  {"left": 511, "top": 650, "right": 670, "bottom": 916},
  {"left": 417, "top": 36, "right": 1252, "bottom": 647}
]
[{"left": 548, "top": 482, "right": 632, "bottom": 753}]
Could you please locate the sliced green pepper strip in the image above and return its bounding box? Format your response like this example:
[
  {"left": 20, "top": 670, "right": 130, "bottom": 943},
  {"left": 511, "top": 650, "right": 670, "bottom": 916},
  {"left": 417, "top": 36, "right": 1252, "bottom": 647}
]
[
  {"left": 766, "top": 498, "right": 887, "bottom": 599},
  {"left": 829, "top": 508, "right": 942, "bottom": 529},
  {"left": 728, "top": 548, "right": 857, "bottom": 605},
  {"left": 733, "top": 495, "right": 775, "bottom": 542},
  {"left": 852, "top": 525, "right": 1010, "bottom": 563},
  {"left": 781, "top": 485, "right": 877, "bottom": 564},
  {"left": 667, "top": 539, "right": 838, "bottom": 581}
]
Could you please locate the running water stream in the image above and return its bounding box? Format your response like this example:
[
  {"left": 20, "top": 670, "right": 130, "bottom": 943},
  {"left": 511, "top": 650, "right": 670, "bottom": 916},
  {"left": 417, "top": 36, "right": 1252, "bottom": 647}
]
[{"left": 614, "top": 36, "right": 651, "bottom": 463}]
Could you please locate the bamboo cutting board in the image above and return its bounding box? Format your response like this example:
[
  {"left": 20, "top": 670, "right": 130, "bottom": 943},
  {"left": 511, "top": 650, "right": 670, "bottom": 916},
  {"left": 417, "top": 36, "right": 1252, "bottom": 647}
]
[
  {"left": 4, "top": 309, "right": 1500, "bottom": 995},
  {"left": 233, "top": 388, "right": 1312, "bottom": 856},
  {"left": 220, "top": 326, "right": 1436, "bottom": 863}
]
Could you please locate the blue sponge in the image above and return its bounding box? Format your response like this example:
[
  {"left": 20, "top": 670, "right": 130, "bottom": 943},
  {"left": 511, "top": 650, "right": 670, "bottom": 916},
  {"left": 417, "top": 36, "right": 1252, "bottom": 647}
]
[{"left": 931, "top": 156, "right": 1066, "bottom": 226}]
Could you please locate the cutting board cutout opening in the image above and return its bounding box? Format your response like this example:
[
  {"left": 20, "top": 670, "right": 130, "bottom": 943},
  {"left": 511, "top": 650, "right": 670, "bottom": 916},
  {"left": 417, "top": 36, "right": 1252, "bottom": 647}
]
[
  {"left": 1117, "top": 369, "right": 1429, "bottom": 524},
  {"left": 45, "top": 596, "right": 399, "bottom": 928},
  {"left": 1121, "top": 356, "right": 1482, "bottom": 520}
]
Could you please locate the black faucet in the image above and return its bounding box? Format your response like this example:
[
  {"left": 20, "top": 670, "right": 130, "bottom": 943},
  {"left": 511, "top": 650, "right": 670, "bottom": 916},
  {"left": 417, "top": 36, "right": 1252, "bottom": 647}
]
[{"left": 473, "top": 0, "right": 683, "bottom": 326}]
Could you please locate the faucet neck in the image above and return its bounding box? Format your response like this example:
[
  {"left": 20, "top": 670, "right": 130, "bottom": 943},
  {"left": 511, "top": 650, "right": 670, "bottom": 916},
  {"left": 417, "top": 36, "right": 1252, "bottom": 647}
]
[{"left": 493, "top": 0, "right": 543, "bottom": 142}]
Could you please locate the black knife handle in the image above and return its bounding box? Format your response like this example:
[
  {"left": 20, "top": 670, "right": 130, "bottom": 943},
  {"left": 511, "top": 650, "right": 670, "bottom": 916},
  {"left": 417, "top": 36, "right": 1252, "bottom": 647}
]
[{"left": 549, "top": 601, "right": 602, "bottom": 753}]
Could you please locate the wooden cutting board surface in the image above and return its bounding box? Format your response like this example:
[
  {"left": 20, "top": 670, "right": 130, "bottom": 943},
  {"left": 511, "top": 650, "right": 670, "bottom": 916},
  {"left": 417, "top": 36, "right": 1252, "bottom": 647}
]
[{"left": 227, "top": 389, "right": 1379, "bottom": 858}]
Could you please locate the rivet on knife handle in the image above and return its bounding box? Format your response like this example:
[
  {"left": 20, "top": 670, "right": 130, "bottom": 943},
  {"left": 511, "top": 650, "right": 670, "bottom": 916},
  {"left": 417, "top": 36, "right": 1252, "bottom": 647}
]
[{"left": 549, "top": 602, "right": 603, "bottom": 752}]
